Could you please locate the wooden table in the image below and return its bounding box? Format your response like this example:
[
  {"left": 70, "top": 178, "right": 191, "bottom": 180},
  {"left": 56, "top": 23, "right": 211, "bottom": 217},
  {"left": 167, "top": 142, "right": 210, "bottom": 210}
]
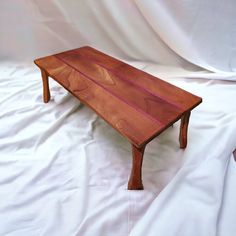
[{"left": 34, "top": 46, "right": 202, "bottom": 190}]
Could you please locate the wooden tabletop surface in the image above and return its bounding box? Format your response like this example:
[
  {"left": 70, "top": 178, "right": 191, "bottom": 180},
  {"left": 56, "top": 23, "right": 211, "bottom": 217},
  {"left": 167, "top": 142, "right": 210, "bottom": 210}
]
[{"left": 35, "top": 46, "right": 202, "bottom": 147}]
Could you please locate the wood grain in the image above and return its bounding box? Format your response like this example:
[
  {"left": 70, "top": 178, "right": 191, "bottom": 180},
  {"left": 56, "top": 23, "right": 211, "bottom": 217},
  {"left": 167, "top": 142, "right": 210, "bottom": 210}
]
[
  {"left": 34, "top": 46, "right": 202, "bottom": 190},
  {"left": 35, "top": 47, "right": 201, "bottom": 148},
  {"left": 62, "top": 47, "right": 201, "bottom": 111},
  {"left": 179, "top": 111, "right": 191, "bottom": 148},
  {"left": 128, "top": 145, "right": 145, "bottom": 190},
  {"left": 55, "top": 53, "right": 182, "bottom": 124},
  {"left": 41, "top": 69, "right": 50, "bottom": 103},
  {"left": 35, "top": 56, "right": 163, "bottom": 147}
]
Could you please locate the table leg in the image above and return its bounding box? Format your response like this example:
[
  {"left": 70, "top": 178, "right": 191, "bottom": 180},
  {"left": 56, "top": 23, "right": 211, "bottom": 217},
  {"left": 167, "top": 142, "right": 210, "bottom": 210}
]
[
  {"left": 128, "top": 144, "right": 145, "bottom": 190},
  {"left": 41, "top": 69, "right": 50, "bottom": 103},
  {"left": 179, "top": 111, "right": 191, "bottom": 149}
]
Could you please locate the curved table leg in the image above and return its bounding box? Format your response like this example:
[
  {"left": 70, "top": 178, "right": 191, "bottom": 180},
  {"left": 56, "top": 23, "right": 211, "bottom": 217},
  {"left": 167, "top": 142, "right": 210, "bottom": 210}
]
[
  {"left": 179, "top": 111, "right": 191, "bottom": 149},
  {"left": 41, "top": 69, "right": 50, "bottom": 103},
  {"left": 128, "top": 144, "right": 146, "bottom": 190}
]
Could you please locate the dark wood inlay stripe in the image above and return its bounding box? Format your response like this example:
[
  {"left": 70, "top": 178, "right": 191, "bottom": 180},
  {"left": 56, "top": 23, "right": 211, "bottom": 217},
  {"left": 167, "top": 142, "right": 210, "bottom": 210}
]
[
  {"left": 67, "top": 47, "right": 201, "bottom": 111},
  {"left": 59, "top": 49, "right": 184, "bottom": 111},
  {"left": 55, "top": 54, "right": 182, "bottom": 124},
  {"left": 35, "top": 56, "right": 166, "bottom": 146},
  {"left": 54, "top": 54, "right": 166, "bottom": 126}
]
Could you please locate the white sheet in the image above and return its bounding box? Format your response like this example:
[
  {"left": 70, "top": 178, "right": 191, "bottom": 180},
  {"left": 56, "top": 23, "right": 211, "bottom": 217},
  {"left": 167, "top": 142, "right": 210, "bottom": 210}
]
[
  {"left": 1, "top": 0, "right": 236, "bottom": 74},
  {"left": 0, "top": 63, "right": 236, "bottom": 236},
  {"left": 1, "top": 1, "right": 236, "bottom": 235}
]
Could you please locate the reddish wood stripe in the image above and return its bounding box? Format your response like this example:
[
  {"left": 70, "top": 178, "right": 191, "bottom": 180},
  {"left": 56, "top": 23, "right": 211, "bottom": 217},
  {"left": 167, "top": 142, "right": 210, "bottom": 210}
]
[
  {"left": 59, "top": 49, "right": 184, "bottom": 110},
  {"left": 34, "top": 46, "right": 202, "bottom": 147},
  {"left": 55, "top": 54, "right": 182, "bottom": 124},
  {"left": 34, "top": 56, "right": 165, "bottom": 146},
  {"left": 62, "top": 47, "right": 201, "bottom": 111}
]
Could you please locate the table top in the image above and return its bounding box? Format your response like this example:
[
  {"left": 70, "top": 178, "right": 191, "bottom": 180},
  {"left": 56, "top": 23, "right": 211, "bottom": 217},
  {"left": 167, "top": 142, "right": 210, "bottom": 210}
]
[{"left": 34, "top": 46, "right": 202, "bottom": 147}]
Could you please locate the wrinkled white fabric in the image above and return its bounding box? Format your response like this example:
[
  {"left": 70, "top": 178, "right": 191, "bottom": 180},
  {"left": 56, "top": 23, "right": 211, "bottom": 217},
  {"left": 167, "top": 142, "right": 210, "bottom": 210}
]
[
  {"left": 1, "top": 1, "right": 236, "bottom": 236},
  {"left": 0, "top": 63, "right": 236, "bottom": 236},
  {"left": 1, "top": 0, "right": 236, "bottom": 74}
]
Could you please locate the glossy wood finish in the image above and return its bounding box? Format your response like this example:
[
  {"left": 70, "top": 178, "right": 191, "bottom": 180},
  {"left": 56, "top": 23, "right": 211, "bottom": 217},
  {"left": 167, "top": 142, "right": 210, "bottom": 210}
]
[
  {"left": 179, "top": 111, "right": 191, "bottom": 148},
  {"left": 34, "top": 46, "right": 202, "bottom": 190},
  {"left": 41, "top": 69, "right": 50, "bottom": 103},
  {"left": 128, "top": 145, "right": 145, "bottom": 190}
]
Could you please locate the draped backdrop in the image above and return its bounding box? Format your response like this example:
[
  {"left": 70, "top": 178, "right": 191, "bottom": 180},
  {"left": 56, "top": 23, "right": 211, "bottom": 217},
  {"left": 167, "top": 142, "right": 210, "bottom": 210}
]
[
  {"left": 0, "top": 1, "right": 236, "bottom": 236},
  {"left": 1, "top": 0, "right": 236, "bottom": 74}
]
